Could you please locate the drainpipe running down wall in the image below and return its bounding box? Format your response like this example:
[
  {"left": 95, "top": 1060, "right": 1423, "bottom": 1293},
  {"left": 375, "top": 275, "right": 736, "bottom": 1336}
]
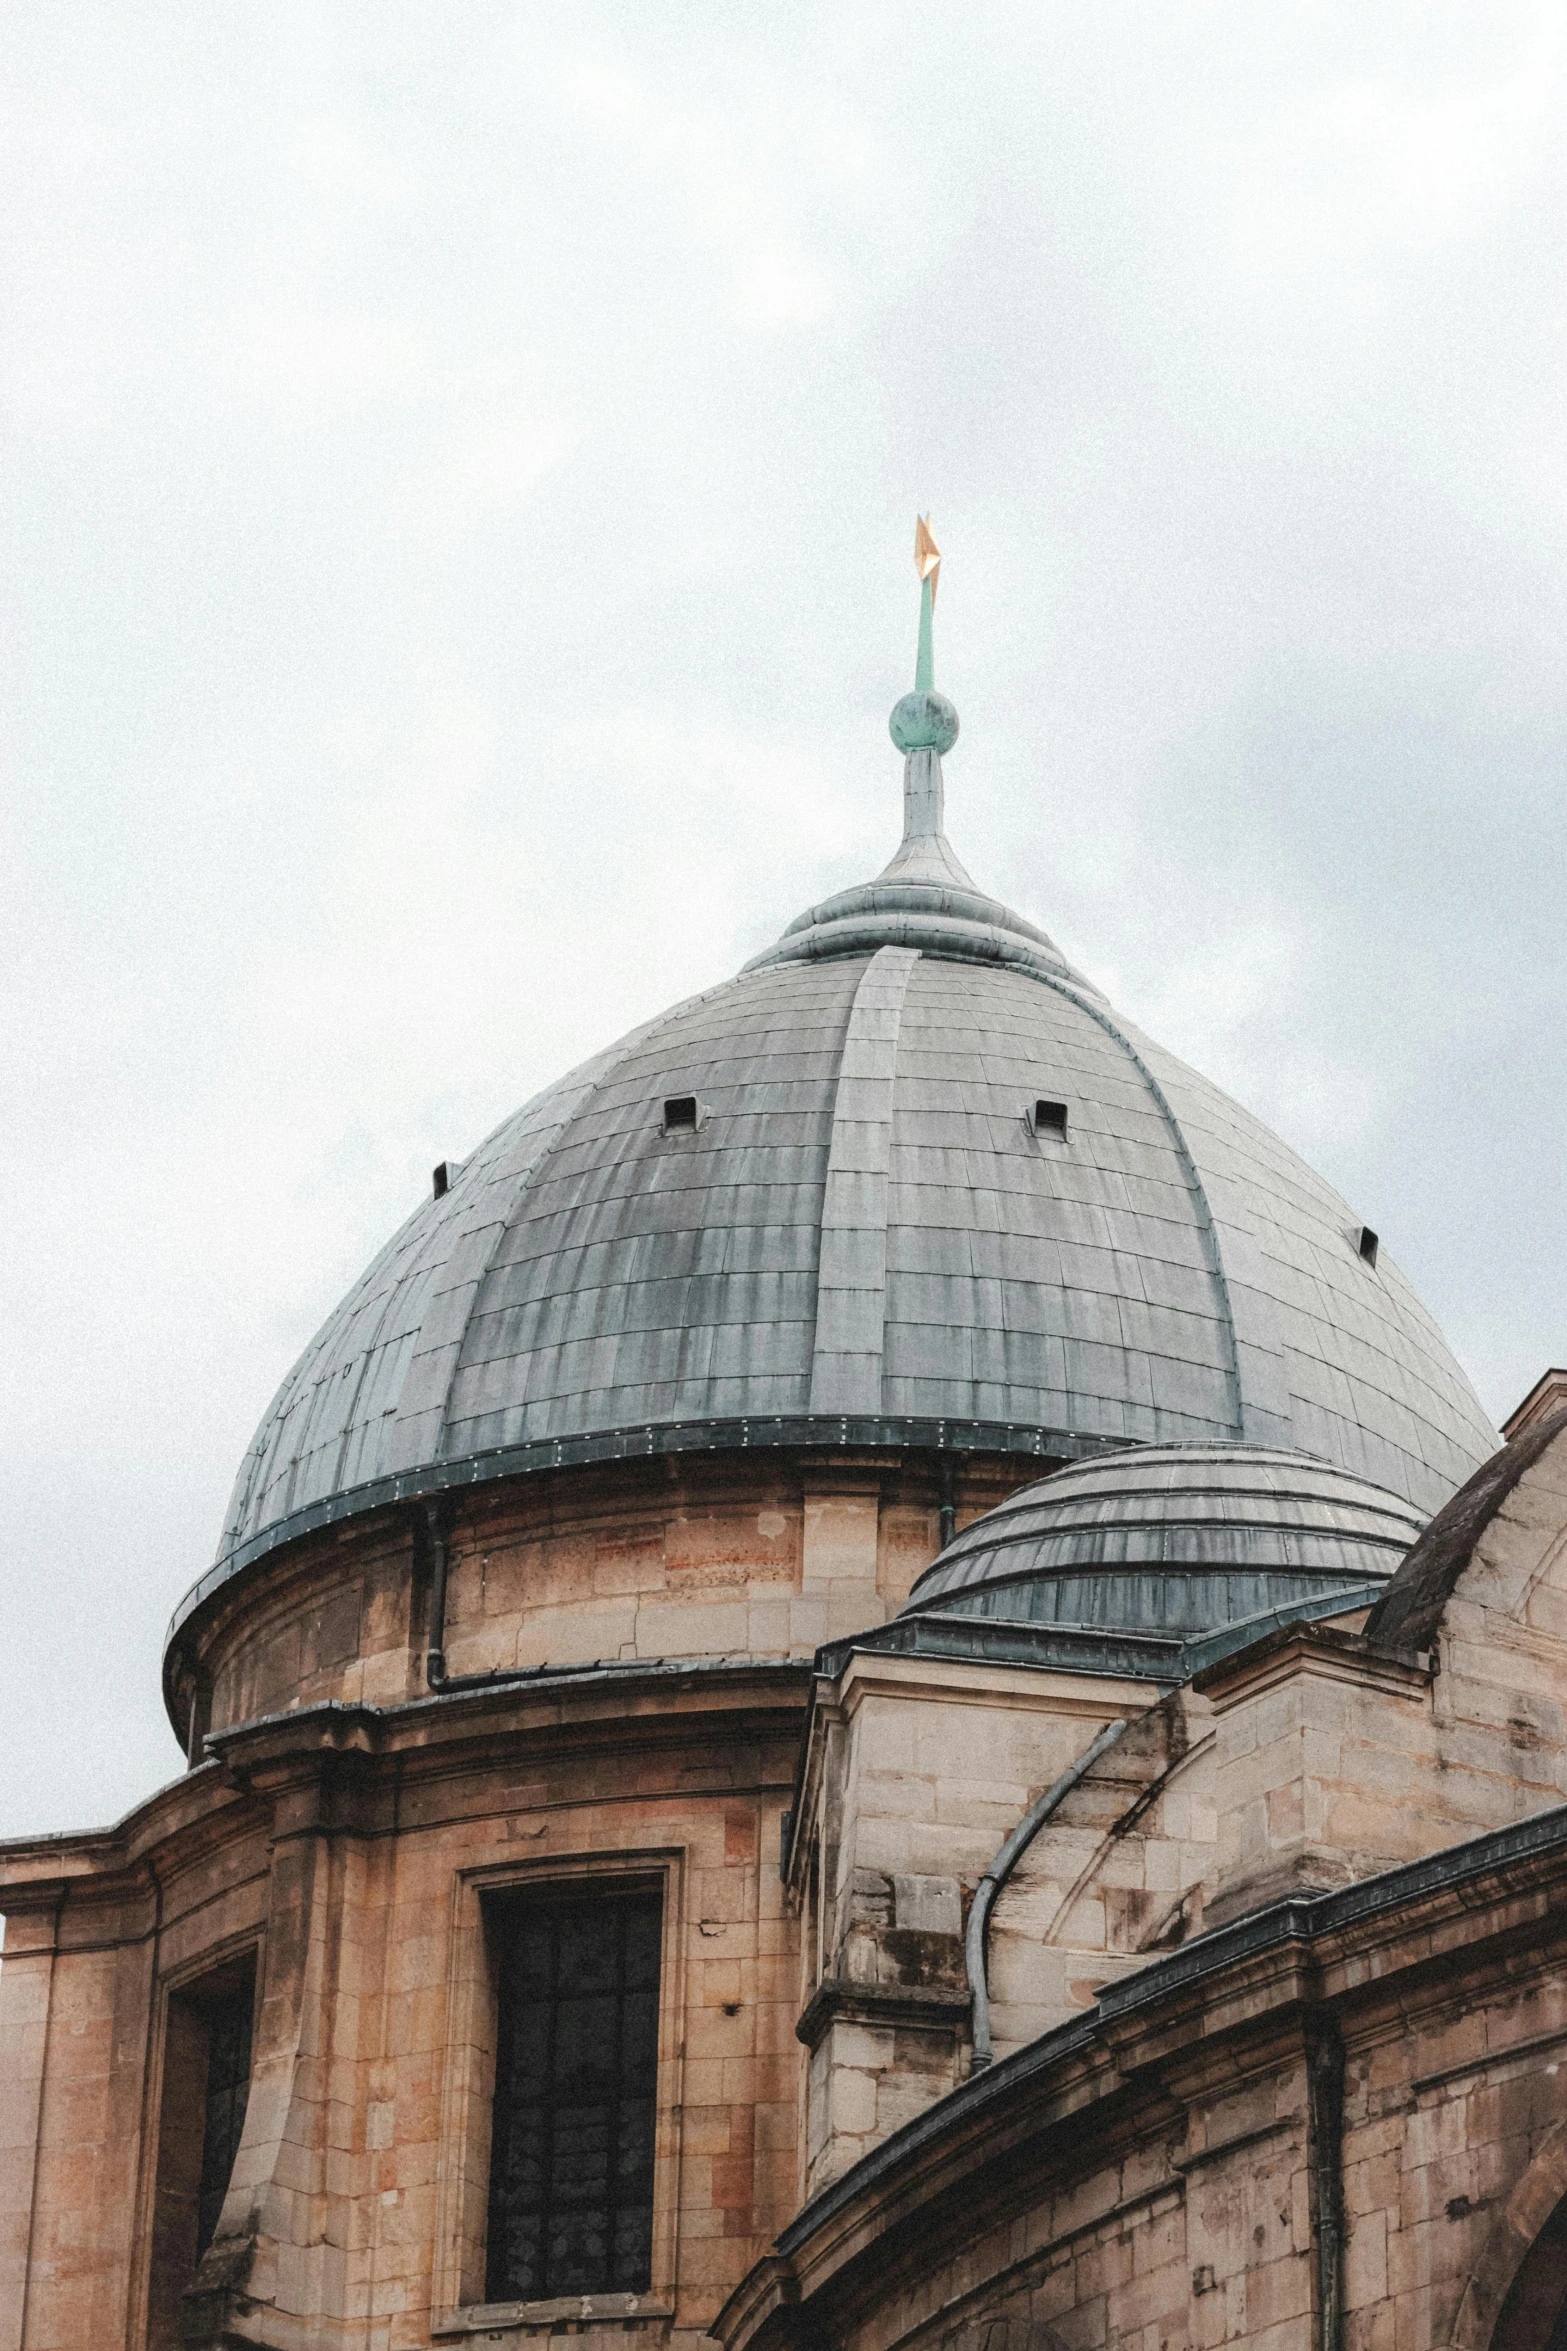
[{"left": 965, "top": 1716, "right": 1131, "bottom": 2071}]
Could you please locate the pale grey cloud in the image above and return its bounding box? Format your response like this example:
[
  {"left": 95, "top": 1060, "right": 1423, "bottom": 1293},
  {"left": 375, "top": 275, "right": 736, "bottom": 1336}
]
[{"left": 4, "top": 1, "right": 1566, "bottom": 1835}]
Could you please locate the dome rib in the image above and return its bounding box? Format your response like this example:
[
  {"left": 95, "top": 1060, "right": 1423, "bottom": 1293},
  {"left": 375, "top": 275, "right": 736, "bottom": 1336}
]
[
  {"left": 807, "top": 945, "right": 920, "bottom": 1415},
  {"left": 217, "top": 977, "right": 732, "bottom": 1562},
  {"left": 1031, "top": 971, "right": 1251, "bottom": 1447}
]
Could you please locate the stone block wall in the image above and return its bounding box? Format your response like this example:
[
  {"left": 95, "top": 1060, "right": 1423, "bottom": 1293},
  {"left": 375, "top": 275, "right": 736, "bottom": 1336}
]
[
  {"left": 789, "top": 1659, "right": 1221, "bottom": 2194},
  {"left": 0, "top": 1666, "right": 810, "bottom": 2351},
  {"left": 191, "top": 1452, "right": 1025, "bottom": 1745}
]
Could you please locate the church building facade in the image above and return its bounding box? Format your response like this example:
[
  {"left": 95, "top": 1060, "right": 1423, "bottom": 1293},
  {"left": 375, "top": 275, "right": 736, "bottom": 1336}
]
[{"left": 3, "top": 539, "right": 1564, "bottom": 2351}]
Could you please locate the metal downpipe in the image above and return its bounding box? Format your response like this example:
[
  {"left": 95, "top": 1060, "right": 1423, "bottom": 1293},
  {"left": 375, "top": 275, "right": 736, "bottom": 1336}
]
[
  {"left": 422, "top": 1498, "right": 451, "bottom": 1689},
  {"left": 965, "top": 1715, "right": 1131, "bottom": 2072},
  {"left": 937, "top": 1454, "right": 957, "bottom": 1552},
  {"left": 420, "top": 1495, "right": 570, "bottom": 1700}
]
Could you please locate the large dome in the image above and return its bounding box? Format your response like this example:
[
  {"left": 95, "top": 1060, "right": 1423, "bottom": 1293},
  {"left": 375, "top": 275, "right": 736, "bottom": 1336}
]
[{"left": 185, "top": 661, "right": 1497, "bottom": 1633}]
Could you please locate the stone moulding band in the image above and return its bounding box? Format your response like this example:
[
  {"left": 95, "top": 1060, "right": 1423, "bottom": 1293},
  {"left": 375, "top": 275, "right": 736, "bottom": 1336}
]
[
  {"left": 164, "top": 1411, "right": 1134, "bottom": 1653},
  {"left": 743, "top": 910, "right": 1095, "bottom": 990}
]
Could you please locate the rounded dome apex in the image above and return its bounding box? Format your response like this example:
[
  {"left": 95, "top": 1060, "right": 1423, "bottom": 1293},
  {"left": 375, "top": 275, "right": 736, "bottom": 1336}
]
[{"left": 900, "top": 1443, "right": 1426, "bottom": 1670}]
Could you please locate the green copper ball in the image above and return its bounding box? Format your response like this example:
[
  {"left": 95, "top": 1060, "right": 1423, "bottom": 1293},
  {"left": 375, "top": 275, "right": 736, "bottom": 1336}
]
[{"left": 890, "top": 690, "right": 959, "bottom": 755}]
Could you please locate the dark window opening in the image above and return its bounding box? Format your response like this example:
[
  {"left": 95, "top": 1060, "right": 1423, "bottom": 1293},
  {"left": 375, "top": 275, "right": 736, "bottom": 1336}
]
[
  {"left": 661, "top": 1095, "right": 698, "bottom": 1132},
  {"left": 1357, "top": 1225, "right": 1380, "bottom": 1268},
  {"left": 1492, "top": 2182, "right": 1567, "bottom": 2351},
  {"left": 485, "top": 1886, "right": 662, "bottom": 2305},
  {"left": 146, "top": 1954, "right": 256, "bottom": 2350},
  {"left": 433, "top": 1161, "right": 452, "bottom": 1199},
  {"left": 1031, "top": 1098, "right": 1069, "bottom": 1138},
  {"left": 196, "top": 1987, "right": 254, "bottom": 2257}
]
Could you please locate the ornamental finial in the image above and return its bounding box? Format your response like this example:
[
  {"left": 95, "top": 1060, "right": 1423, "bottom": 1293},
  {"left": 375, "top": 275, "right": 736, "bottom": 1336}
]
[
  {"left": 913, "top": 515, "right": 940, "bottom": 694},
  {"left": 891, "top": 514, "right": 959, "bottom": 756},
  {"left": 915, "top": 513, "right": 941, "bottom": 601}
]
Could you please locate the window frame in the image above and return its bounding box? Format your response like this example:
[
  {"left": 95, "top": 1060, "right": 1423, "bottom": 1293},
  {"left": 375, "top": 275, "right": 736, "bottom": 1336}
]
[
  {"left": 138, "top": 1933, "right": 263, "bottom": 2351},
  {"left": 432, "top": 1847, "right": 686, "bottom": 2338}
]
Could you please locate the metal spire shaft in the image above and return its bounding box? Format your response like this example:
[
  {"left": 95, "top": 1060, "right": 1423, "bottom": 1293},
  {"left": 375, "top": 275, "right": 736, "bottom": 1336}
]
[{"left": 891, "top": 515, "right": 959, "bottom": 784}]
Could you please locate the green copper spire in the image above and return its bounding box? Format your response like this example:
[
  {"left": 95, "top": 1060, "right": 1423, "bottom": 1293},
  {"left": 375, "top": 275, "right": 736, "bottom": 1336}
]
[
  {"left": 914, "top": 514, "right": 938, "bottom": 690},
  {"left": 915, "top": 574, "right": 935, "bottom": 691},
  {"left": 890, "top": 514, "right": 959, "bottom": 755}
]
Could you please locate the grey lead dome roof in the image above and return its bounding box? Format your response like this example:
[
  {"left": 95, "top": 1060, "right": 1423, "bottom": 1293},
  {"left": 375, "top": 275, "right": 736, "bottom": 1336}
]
[
  {"left": 901, "top": 1443, "right": 1424, "bottom": 1657},
  {"left": 189, "top": 711, "right": 1498, "bottom": 1628}
]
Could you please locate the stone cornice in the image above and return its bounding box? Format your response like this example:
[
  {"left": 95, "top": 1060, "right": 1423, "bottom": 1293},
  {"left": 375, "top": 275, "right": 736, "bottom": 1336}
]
[
  {"left": 203, "top": 1660, "right": 810, "bottom": 1796},
  {"left": 0, "top": 1660, "right": 810, "bottom": 1908},
  {"left": 0, "top": 1758, "right": 252, "bottom": 1900},
  {"left": 169, "top": 1416, "right": 1108, "bottom": 1656},
  {"left": 824, "top": 1648, "right": 1154, "bottom": 1721},
  {"left": 1191, "top": 1620, "right": 1430, "bottom": 1710},
  {"left": 795, "top": 1976, "right": 971, "bottom": 2051}
]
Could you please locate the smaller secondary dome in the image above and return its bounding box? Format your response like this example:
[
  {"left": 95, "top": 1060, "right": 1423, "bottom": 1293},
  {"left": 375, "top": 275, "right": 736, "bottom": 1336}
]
[{"left": 901, "top": 1445, "right": 1426, "bottom": 1663}]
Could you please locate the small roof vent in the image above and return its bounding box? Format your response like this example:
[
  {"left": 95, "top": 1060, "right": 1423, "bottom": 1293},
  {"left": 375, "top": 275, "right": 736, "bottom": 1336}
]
[
  {"left": 662, "top": 1095, "right": 701, "bottom": 1134},
  {"left": 1028, "top": 1098, "right": 1069, "bottom": 1139},
  {"left": 432, "top": 1162, "right": 453, "bottom": 1200},
  {"left": 1356, "top": 1225, "right": 1380, "bottom": 1269}
]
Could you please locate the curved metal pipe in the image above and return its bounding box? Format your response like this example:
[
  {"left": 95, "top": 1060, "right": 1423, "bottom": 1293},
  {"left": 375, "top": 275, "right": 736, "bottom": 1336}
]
[
  {"left": 421, "top": 1497, "right": 530, "bottom": 1697},
  {"left": 965, "top": 1714, "right": 1130, "bottom": 2072}
]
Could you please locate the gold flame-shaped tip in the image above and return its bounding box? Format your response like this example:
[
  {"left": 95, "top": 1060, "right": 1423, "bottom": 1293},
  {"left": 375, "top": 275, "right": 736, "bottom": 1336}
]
[{"left": 914, "top": 513, "right": 941, "bottom": 604}]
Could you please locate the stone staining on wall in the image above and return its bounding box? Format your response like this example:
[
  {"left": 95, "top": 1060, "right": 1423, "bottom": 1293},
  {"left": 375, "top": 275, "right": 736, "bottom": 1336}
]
[
  {"left": 731, "top": 1794, "right": 1567, "bottom": 2351},
  {"left": 788, "top": 1655, "right": 1217, "bottom": 2197},
  {"left": 0, "top": 1428, "right": 1036, "bottom": 2351}
]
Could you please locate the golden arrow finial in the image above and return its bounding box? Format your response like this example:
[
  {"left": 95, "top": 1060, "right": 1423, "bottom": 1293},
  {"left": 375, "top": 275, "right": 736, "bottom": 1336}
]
[
  {"left": 913, "top": 515, "right": 941, "bottom": 691},
  {"left": 914, "top": 513, "right": 941, "bottom": 605}
]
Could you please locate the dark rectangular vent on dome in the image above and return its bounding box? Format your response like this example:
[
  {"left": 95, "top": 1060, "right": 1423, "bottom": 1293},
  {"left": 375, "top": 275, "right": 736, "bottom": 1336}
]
[
  {"left": 1029, "top": 1098, "right": 1069, "bottom": 1139},
  {"left": 432, "top": 1162, "right": 452, "bottom": 1199},
  {"left": 662, "top": 1094, "right": 700, "bottom": 1133},
  {"left": 1357, "top": 1224, "right": 1380, "bottom": 1268}
]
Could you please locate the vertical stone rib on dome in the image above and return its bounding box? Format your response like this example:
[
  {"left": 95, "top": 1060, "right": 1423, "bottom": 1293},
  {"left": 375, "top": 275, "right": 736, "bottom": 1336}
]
[
  {"left": 878, "top": 958, "right": 1240, "bottom": 1446},
  {"left": 808, "top": 946, "right": 920, "bottom": 1414},
  {"left": 1040, "top": 976, "right": 1252, "bottom": 1444},
  {"left": 1132, "top": 1030, "right": 1491, "bottom": 1500},
  {"left": 217, "top": 976, "right": 767, "bottom": 1547},
  {"left": 1014, "top": 969, "right": 1298, "bottom": 1452}
]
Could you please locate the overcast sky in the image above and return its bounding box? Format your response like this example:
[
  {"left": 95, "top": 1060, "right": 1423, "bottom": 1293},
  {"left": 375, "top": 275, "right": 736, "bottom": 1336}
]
[{"left": 4, "top": 2, "right": 1566, "bottom": 1840}]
